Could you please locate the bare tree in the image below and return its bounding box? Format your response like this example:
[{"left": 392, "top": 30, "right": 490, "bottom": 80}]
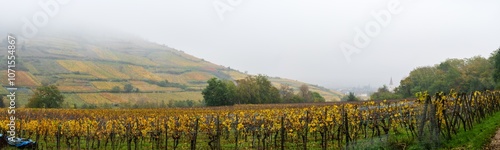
[
  {"left": 299, "top": 84, "right": 312, "bottom": 102},
  {"left": 279, "top": 84, "right": 294, "bottom": 103}
]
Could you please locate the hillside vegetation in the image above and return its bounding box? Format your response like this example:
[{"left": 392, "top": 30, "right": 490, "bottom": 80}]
[{"left": 0, "top": 33, "right": 342, "bottom": 108}]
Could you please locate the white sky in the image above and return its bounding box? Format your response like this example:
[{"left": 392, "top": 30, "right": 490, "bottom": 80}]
[{"left": 1, "top": 0, "right": 499, "bottom": 88}]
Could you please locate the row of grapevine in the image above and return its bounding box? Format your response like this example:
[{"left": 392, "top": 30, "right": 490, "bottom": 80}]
[{"left": 0, "top": 91, "right": 499, "bottom": 149}]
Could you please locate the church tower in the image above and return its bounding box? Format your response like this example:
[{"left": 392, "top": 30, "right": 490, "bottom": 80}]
[{"left": 389, "top": 77, "right": 394, "bottom": 92}]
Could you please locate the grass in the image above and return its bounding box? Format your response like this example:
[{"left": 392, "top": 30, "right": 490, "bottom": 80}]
[
  {"left": 439, "top": 110, "right": 500, "bottom": 149},
  {"left": 339, "top": 110, "right": 500, "bottom": 150},
  {"left": 381, "top": 110, "right": 500, "bottom": 150}
]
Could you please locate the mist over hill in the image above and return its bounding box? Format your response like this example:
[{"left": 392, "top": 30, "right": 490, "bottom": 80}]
[{"left": 0, "top": 30, "right": 342, "bottom": 107}]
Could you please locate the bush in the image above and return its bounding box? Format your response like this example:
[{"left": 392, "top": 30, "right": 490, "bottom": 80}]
[
  {"left": 26, "top": 85, "right": 64, "bottom": 108},
  {"left": 342, "top": 92, "right": 359, "bottom": 102},
  {"left": 111, "top": 86, "right": 121, "bottom": 93}
]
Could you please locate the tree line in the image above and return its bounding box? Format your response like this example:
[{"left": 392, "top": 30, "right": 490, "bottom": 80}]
[
  {"left": 370, "top": 48, "right": 500, "bottom": 100},
  {"left": 202, "top": 75, "right": 325, "bottom": 106}
]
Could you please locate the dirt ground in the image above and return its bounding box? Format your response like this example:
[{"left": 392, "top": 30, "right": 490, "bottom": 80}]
[{"left": 487, "top": 128, "right": 500, "bottom": 150}]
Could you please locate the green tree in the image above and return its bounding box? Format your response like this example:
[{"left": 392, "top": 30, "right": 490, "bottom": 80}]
[
  {"left": 235, "top": 75, "right": 281, "bottom": 104},
  {"left": 397, "top": 53, "right": 498, "bottom": 97},
  {"left": 344, "top": 92, "right": 359, "bottom": 102},
  {"left": 462, "top": 56, "right": 495, "bottom": 91},
  {"left": 290, "top": 95, "right": 304, "bottom": 103},
  {"left": 235, "top": 76, "right": 256, "bottom": 104},
  {"left": 256, "top": 75, "right": 278, "bottom": 103},
  {"left": 202, "top": 78, "right": 235, "bottom": 106},
  {"left": 492, "top": 48, "right": 500, "bottom": 89},
  {"left": 81, "top": 103, "right": 89, "bottom": 109},
  {"left": 371, "top": 85, "right": 402, "bottom": 100},
  {"left": 311, "top": 92, "right": 325, "bottom": 102},
  {"left": 124, "top": 84, "right": 134, "bottom": 93},
  {"left": 111, "top": 86, "right": 121, "bottom": 93},
  {"left": 157, "top": 80, "right": 169, "bottom": 87},
  {"left": 186, "top": 100, "right": 194, "bottom": 107},
  {"left": 26, "top": 85, "right": 64, "bottom": 108}
]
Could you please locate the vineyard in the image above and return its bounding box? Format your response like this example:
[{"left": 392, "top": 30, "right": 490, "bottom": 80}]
[
  {"left": 128, "top": 81, "right": 181, "bottom": 92},
  {"left": 91, "top": 82, "right": 125, "bottom": 91},
  {"left": 0, "top": 71, "right": 41, "bottom": 87},
  {"left": 1, "top": 91, "right": 499, "bottom": 149}
]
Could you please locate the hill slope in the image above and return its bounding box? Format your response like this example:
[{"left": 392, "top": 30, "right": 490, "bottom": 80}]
[{"left": 0, "top": 32, "right": 342, "bottom": 107}]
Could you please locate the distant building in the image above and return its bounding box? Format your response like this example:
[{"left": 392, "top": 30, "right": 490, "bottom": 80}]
[{"left": 389, "top": 77, "right": 395, "bottom": 92}]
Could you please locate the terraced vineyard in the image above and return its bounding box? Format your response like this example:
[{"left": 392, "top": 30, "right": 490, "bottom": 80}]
[
  {"left": 57, "top": 60, "right": 130, "bottom": 79},
  {"left": 0, "top": 86, "right": 8, "bottom": 95},
  {"left": 0, "top": 33, "right": 343, "bottom": 108},
  {"left": 0, "top": 71, "right": 41, "bottom": 87},
  {"left": 57, "top": 85, "right": 97, "bottom": 93},
  {"left": 90, "top": 82, "right": 125, "bottom": 91}
]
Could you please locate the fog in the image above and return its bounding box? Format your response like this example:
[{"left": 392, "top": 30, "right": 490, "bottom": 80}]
[{"left": 1, "top": 0, "right": 499, "bottom": 89}]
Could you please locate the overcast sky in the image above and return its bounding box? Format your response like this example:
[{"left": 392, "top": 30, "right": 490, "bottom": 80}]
[{"left": 1, "top": 0, "right": 500, "bottom": 89}]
